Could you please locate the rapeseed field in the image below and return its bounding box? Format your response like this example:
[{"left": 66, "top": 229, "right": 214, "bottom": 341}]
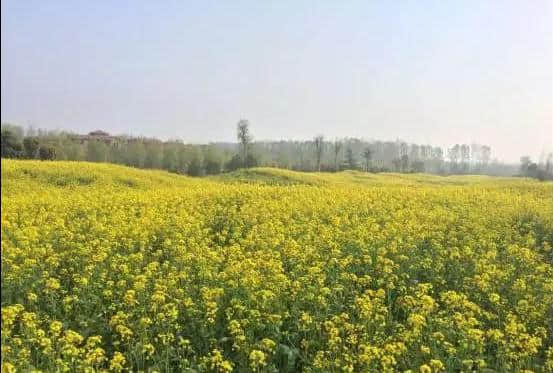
[{"left": 1, "top": 160, "right": 552, "bottom": 372}]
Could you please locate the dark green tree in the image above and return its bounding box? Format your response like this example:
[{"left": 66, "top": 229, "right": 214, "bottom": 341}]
[
  {"left": 245, "top": 153, "right": 258, "bottom": 168},
  {"left": 86, "top": 141, "right": 108, "bottom": 162},
  {"left": 23, "top": 137, "right": 40, "bottom": 159},
  {"left": 520, "top": 156, "right": 532, "bottom": 176},
  {"left": 237, "top": 119, "right": 252, "bottom": 168},
  {"left": 344, "top": 147, "right": 357, "bottom": 170},
  {"left": 332, "top": 139, "right": 342, "bottom": 171},
  {"left": 411, "top": 160, "right": 425, "bottom": 172},
  {"left": 144, "top": 142, "right": 163, "bottom": 169},
  {"left": 38, "top": 146, "right": 56, "bottom": 160},
  {"left": 392, "top": 158, "right": 401, "bottom": 172},
  {"left": 204, "top": 159, "right": 221, "bottom": 175},
  {"left": 162, "top": 145, "right": 177, "bottom": 172},
  {"left": 448, "top": 144, "right": 461, "bottom": 173},
  {"left": 362, "top": 147, "right": 372, "bottom": 172},
  {"left": 400, "top": 154, "right": 409, "bottom": 172},
  {"left": 1, "top": 129, "right": 23, "bottom": 158},
  {"left": 313, "top": 135, "right": 325, "bottom": 172},
  {"left": 126, "top": 142, "right": 146, "bottom": 168},
  {"left": 226, "top": 154, "right": 242, "bottom": 171},
  {"left": 187, "top": 157, "right": 202, "bottom": 176}
]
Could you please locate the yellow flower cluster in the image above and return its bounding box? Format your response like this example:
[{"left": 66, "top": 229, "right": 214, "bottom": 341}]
[{"left": 2, "top": 160, "right": 552, "bottom": 372}]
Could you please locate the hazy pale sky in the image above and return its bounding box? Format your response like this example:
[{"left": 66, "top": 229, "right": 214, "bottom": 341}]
[{"left": 2, "top": 0, "right": 551, "bottom": 162}]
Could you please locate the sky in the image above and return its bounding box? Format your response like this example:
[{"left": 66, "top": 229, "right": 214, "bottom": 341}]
[{"left": 1, "top": 0, "right": 551, "bottom": 162}]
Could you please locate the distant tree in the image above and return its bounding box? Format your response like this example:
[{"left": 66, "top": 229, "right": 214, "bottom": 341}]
[
  {"left": 225, "top": 154, "right": 242, "bottom": 172},
  {"left": 470, "top": 143, "right": 482, "bottom": 166},
  {"left": 460, "top": 144, "right": 471, "bottom": 173},
  {"left": 187, "top": 157, "right": 202, "bottom": 176},
  {"left": 546, "top": 153, "right": 553, "bottom": 176},
  {"left": 399, "top": 142, "right": 408, "bottom": 158},
  {"left": 448, "top": 144, "right": 461, "bottom": 173},
  {"left": 0, "top": 122, "right": 532, "bottom": 178},
  {"left": 420, "top": 145, "right": 431, "bottom": 161},
  {"left": 52, "top": 145, "right": 67, "bottom": 161},
  {"left": 409, "top": 144, "right": 420, "bottom": 162},
  {"left": 344, "top": 147, "right": 357, "bottom": 170},
  {"left": 392, "top": 158, "right": 401, "bottom": 172},
  {"left": 481, "top": 145, "right": 491, "bottom": 167},
  {"left": 527, "top": 162, "right": 539, "bottom": 178},
  {"left": 245, "top": 153, "right": 258, "bottom": 168},
  {"left": 520, "top": 156, "right": 532, "bottom": 176},
  {"left": 1, "top": 124, "right": 24, "bottom": 141},
  {"left": 202, "top": 144, "right": 225, "bottom": 175},
  {"left": 295, "top": 142, "right": 311, "bottom": 171},
  {"left": 23, "top": 137, "right": 40, "bottom": 159},
  {"left": 432, "top": 147, "right": 443, "bottom": 160},
  {"left": 176, "top": 145, "right": 189, "bottom": 173},
  {"left": 535, "top": 168, "right": 548, "bottom": 181},
  {"left": 237, "top": 119, "right": 252, "bottom": 168},
  {"left": 64, "top": 143, "right": 85, "bottom": 161},
  {"left": 1, "top": 129, "right": 23, "bottom": 158},
  {"left": 86, "top": 141, "right": 108, "bottom": 162},
  {"left": 400, "top": 154, "right": 409, "bottom": 172},
  {"left": 332, "top": 139, "right": 343, "bottom": 171},
  {"left": 411, "top": 160, "right": 425, "bottom": 173},
  {"left": 527, "top": 157, "right": 551, "bottom": 181},
  {"left": 431, "top": 147, "right": 444, "bottom": 174},
  {"left": 144, "top": 142, "right": 163, "bottom": 169},
  {"left": 361, "top": 147, "right": 372, "bottom": 172},
  {"left": 38, "top": 146, "right": 56, "bottom": 160},
  {"left": 519, "top": 156, "right": 551, "bottom": 181},
  {"left": 162, "top": 145, "right": 178, "bottom": 172},
  {"left": 313, "top": 135, "right": 325, "bottom": 172},
  {"left": 126, "top": 141, "right": 146, "bottom": 168},
  {"left": 275, "top": 148, "right": 290, "bottom": 169},
  {"left": 204, "top": 159, "right": 221, "bottom": 175},
  {"left": 26, "top": 125, "right": 37, "bottom": 137}
]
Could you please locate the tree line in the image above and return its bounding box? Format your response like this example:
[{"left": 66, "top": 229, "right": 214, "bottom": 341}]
[{"left": 1, "top": 121, "right": 552, "bottom": 180}]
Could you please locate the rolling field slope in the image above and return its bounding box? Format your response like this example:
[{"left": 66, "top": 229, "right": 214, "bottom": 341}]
[{"left": 2, "top": 160, "right": 552, "bottom": 372}]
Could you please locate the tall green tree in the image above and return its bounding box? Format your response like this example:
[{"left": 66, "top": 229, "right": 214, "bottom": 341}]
[
  {"left": 520, "top": 156, "right": 532, "bottom": 176},
  {"left": 225, "top": 154, "right": 242, "bottom": 171},
  {"left": 144, "top": 142, "right": 163, "bottom": 169},
  {"left": 86, "top": 141, "right": 108, "bottom": 162},
  {"left": 237, "top": 119, "right": 252, "bottom": 168},
  {"left": 1, "top": 124, "right": 24, "bottom": 142},
  {"left": 38, "top": 146, "right": 56, "bottom": 160},
  {"left": 545, "top": 153, "right": 552, "bottom": 176},
  {"left": 344, "top": 147, "right": 356, "bottom": 170},
  {"left": 162, "top": 144, "right": 178, "bottom": 172},
  {"left": 23, "top": 137, "right": 40, "bottom": 159},
  {"left": 362, "top": 147, "right": 372, "bottom": 172},
  {"left": 1, "top": 129, "right": 23, "bottom": 158},
  {"left": 187, "top": 157, "right": 202, "bottom": 176},
  {"left": 332, "top": 139, "right": 342, "bottom": 171},
  {"left": 64, "top": 143, "right": 85, "bottom": 161},
  {"left": 313, "top": 135, "right": 325, "bottom": 172},
  {"left": 448, "top": 144, "right": 461, "bottom": 173},
  {"left": 460, "top": 144, "right": 471, "bottom": 173},
  {"left": 400, "top": 154, "right": 409, "bottom": 172},
  {"left": 126, "top": 141, "right": 146, "bottom": 168}
]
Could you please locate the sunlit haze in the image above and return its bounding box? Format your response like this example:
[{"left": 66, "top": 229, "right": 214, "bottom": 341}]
[{"left": 2, "top": 0, "right": 551, "bottom": 162}]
